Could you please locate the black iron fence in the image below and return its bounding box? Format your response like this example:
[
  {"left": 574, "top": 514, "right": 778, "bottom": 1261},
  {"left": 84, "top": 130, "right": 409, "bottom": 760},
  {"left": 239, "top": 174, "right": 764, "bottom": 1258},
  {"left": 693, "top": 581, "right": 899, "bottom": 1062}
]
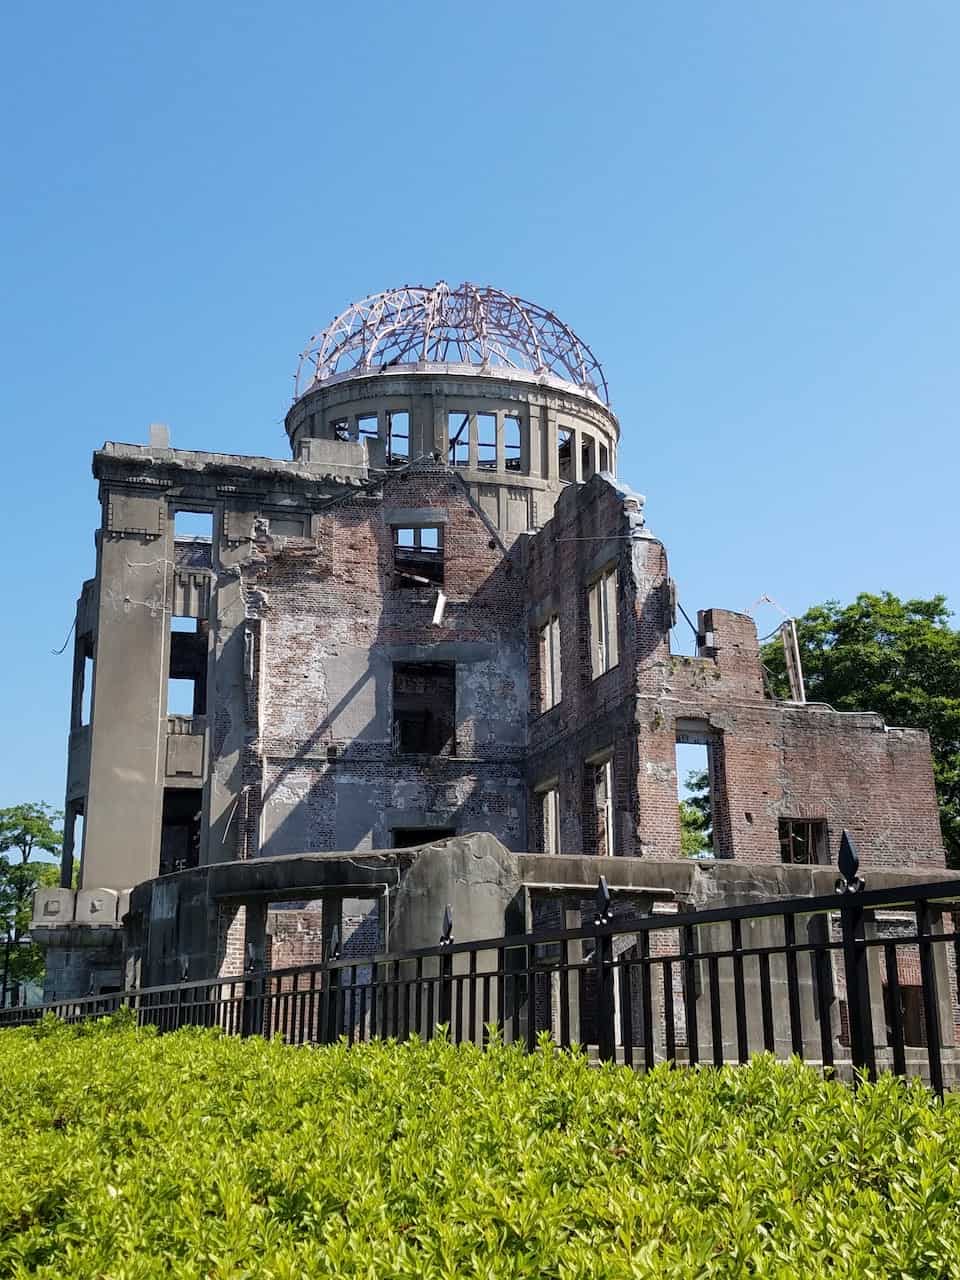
[{"left": 4, "top": 869, "right": 960, "bottom": 1095}]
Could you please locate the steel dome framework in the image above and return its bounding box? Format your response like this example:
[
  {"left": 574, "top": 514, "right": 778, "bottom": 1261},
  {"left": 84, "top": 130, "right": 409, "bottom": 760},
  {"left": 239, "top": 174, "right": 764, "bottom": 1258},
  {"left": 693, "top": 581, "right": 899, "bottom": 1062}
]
[{"left": 294, "top": 282, "right": 609, "bottom": 404}]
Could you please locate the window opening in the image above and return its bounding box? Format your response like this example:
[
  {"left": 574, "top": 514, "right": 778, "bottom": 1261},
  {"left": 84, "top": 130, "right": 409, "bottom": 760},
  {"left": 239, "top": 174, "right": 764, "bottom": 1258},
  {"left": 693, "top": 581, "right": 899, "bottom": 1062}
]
[
  {"left": 71, "top": 811, "right": 84, "bottom": 885},
  {"left": 676, "top": 741, "right": 713, "bottom": 857},
  {"left": 581, "top": 437, "right": 595, "bottom": 481},
  {"left": 541, "top": 787, "right": 560, "bottom": 855},
  {"left": 392, "top": 827, "right": 456, "bottom": 849},
  {"left": 168, "top": 617, "right": 208, "bottom": 716},
  {"left": 77, "top": 642, "right": 94, "bottom": 727},
  {"left": 504, "top": 415, "right": 522, "bottom": 471},
  {"left": 387, "top": 410, "right": 409, "bottom": 465},
  {"left": 593, "top": 758, "right": 615, "bottom": 856},
  {"left": 558, "top": 428, "right": 573, "bottom": 482},
  {"left": 883, "top": 982, "right": 927, "bottom": 1047},
  {"left": 538, "top": 614, "right": 561, "bottom": 711},
  {"left": 265, "top": 898, "right": 328, "bottom": 974},
  {"left": 331, "top": 417, "right": 355, "bottom": 441},
  {"left": 778, "top": 818, "right": 828, "bottom": 865},
  {"left": 393, "top": 525, "right": 444, "bottom": 587},
  {"left": 598, "top": 442, "right": 610, "bottom": 473},
  {"left": 174, "top": 510, "right": 213, "bottom": 541},
  {"left": 393, "top": 662, "right": 456, "bottom": 755},
  {"left": 587, "top": 567, "right": 619, "bottom": 678},
  {"left": 160, "top": 787, "right": 202, "bottom": 876},
  {"left": 448, "top": 411, "right": 470, "bottom": 466},
  {"left": 476, "top": 412, "right": 497, "bottom": 469},
  {"left": 357, "top": 415, "right": 379, "bottom": 442},
  {"left": 62, "top": 803, "right": 84, "bottom": 888}
]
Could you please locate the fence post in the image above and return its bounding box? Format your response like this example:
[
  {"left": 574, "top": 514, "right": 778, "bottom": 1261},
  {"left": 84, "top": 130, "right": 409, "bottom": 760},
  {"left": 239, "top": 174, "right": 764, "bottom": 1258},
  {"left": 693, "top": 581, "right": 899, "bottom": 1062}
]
[
  {"left": 836, "top": 831, "right": 874, "bottom": 1080},
  {"left": 594, "top": 877, "right": 615, "bottom": 1062},
  {"left": 438, "top": 904, "right": 454, "bottom": 1031},
  {"left": 321, "top": 926, "right": 341, "bottom": 1044}
]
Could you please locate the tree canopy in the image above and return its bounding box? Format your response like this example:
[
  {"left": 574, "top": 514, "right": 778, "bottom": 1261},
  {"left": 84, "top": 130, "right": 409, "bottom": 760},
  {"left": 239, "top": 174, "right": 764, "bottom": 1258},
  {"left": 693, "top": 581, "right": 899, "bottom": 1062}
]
[
  {"left": 679, "top": 769, "right": 712, "bottom": 857},
  {"left": 761, "top": 593, "right": 960, "bottom": 867},
  {"left": 0, "top": 803, "right": 62, "bottom": 1001}
]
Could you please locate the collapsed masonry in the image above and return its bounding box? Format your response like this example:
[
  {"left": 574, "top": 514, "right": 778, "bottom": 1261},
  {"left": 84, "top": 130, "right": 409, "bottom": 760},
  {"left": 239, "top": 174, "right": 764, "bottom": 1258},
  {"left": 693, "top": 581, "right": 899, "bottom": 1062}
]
[{"left": 32, "top": 282, "right": 947, "bottom": 1003}]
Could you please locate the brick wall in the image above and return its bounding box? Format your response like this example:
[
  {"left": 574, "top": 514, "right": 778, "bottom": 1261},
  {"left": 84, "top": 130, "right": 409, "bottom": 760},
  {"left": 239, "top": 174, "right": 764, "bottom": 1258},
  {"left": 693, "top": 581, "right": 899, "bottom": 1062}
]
[
  {"left": 522, "top": 473, "right": 945, "bottom": 871},
  {"left": 233, "top": 463, "right": 528, "bottom": 855}
]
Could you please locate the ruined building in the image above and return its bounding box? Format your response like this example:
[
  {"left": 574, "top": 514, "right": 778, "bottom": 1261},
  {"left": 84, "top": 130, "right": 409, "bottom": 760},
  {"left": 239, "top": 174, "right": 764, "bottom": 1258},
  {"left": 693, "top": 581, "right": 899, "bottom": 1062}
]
[{"left": 33, "top": 283, "right": 947, "bottom": 998}]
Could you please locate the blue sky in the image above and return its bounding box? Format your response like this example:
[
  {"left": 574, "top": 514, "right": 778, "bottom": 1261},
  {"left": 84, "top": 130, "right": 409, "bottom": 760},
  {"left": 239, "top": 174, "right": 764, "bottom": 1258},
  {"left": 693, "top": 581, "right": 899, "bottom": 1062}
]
[{"left": 1, "top": 1, "right": 957, "bottom": 811}]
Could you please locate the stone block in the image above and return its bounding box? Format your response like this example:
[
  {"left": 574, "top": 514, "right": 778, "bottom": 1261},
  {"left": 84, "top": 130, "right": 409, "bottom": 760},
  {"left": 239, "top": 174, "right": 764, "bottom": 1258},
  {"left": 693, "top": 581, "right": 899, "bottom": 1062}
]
[
  {"left": 75, "top": 888, "right": 120, "bottom": 926},
  {"left": 32, "top": 888, "right": 75, "bottom": 928},
  {"left": 166, "top": 732, "right": 204, "bottom": 778}
]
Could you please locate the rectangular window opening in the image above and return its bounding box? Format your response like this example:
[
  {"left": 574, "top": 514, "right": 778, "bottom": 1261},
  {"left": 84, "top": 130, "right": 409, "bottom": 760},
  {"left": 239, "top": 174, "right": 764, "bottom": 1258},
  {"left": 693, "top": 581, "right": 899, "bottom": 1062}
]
[
  {"left": 80, "top": 647, "right": 94, "bottom": 726},
  {"left": 392, "top": 827, "right": 457, "bottom": 849},
  {"left": 558, "top": 428, "right": 573, "bottom": 482},
  {"left": 476, "top": 412, "right": 497, "bottom": 469},
  {"left": 598, "top": 442, "right": 610, "bottom": 473},
  {"left": 357, "top": 415, "right": 379, "bottom": 442},
  {"left": 174, "top": 510, "right": 213, "bottom": 542},
  {"left": 538, "top": 614, "right": 561, "bottom": 712},
  {"left": 504, "top": 415, "right": 522, "bottom": 471},
  {"left": 160, "top": 787, "right": 202, "bottom": 876},
  {"left": 331, "top": 417, "right": 356, "bottom": 442},
  {"left": 392, "top": 662, "right": 456, "bottom": 756},
  {"left": 593, "top": 758, "right": 615, "bottom": 856},
  {"left": 72, "top": 811, "right": 85, "bottom": 885},
  {"left": 581, "top": 437, "right": 596, "bottom": 481},
  {"left": 541, "top": 787, "right": 560, "bottom": 855},
  {"left": 387, "top": 411, "right": 409, "bottom": 465},
  {"left": 168, "top": 618, "right": 208, "bottom": 716},
  {"left": 676, "top": 741, "right": 713, "bottom": 858},
  {"left": 883, "top": 983, "right": 927, "bottom": 1047},
  {"left": 448, "top": 411, "right": 470, "bottom": 466},
  {"left": 587, "top": 567, "right": 619, "bottom": 679},
  {"left": 393, "top": 525, "right": 444, "bottom": 587},
  {"left": 779, "top": 818, "right": 828, "bottom": 865},
  {"left": 264, "top": 899, "right": 326, "bottom": 973}
]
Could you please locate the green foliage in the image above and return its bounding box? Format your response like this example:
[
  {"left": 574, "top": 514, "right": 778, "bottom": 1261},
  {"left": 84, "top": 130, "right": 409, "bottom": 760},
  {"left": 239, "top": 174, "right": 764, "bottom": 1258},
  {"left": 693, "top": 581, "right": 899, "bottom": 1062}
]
[
  {"left": 761, "top": 594, "right": 960, "bottom": 867},
  {"left": 680, "top": 769, "right": 712, "bottom": 857},
  {"left": 2, "top": 1025, "right": 960, "bottom": 1277},
  {"left": 0, "top": 804, "right": 62, "bottom": 994}
]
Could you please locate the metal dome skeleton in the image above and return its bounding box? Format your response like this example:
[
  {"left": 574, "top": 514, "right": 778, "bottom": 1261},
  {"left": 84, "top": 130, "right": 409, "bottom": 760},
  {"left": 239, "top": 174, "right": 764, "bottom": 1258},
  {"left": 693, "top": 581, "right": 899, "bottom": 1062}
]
[{"left": 294, "top": 282, "right": 609, "bottom": 404}]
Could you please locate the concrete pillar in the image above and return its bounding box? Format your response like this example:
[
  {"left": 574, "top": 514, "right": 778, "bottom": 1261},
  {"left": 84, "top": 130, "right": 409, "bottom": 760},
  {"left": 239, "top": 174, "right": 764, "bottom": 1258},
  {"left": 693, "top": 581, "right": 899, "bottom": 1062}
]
[{"left": 83, "top": 497, "right": 167, "bottom": 888}]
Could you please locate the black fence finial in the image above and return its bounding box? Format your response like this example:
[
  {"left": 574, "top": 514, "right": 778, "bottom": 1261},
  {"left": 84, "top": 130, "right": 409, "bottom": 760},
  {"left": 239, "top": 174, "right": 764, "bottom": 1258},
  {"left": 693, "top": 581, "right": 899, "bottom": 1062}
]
[
  {"left": 594, "top": 875, "right": 612, "bottom": 926},
  {"left": 835, "top": 830, "right": 865, "bottom": 894},
  {"left": 439, "top": 904, "right": 454, "bottom": 947}
]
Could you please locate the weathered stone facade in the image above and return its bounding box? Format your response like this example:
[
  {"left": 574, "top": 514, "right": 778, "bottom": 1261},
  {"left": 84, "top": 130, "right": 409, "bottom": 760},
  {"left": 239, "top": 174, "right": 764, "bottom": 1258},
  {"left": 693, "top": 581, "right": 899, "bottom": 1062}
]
[{"left": 33, "top": 283, "right": 945, "bottom": 997}]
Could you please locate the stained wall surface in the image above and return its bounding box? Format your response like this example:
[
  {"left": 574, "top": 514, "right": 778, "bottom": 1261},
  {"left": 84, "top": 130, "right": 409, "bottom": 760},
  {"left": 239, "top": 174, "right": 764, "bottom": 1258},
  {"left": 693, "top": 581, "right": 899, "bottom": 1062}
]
[{"left": 59, "top": 411, "right": 945, "bottom": 906}]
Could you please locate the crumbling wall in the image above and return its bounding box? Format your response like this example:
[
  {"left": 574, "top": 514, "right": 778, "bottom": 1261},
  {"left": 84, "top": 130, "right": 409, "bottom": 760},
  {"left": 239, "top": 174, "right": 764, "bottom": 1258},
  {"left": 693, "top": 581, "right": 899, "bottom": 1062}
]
[
  {"left": 524, "top": 475, "right": 945, "bottom": 870},
  {"left": 239, "top": 464, "right": 528, "bottom": 856},
  {"left": 526, "top": 474, "right": 648, "bottom": 855}
]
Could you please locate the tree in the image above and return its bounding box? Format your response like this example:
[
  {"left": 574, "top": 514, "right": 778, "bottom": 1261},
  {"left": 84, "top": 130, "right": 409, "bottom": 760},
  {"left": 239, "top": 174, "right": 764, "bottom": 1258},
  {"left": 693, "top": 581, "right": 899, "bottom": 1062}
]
[
  {"left": 761, "top": 593, "right": 960, "bottom": 867},
  {"left": 0, "top": 803, "right": 62, "bottom": 1002},
  {"left": 679, "top": 769, "right": 712, "bottom": 857}
]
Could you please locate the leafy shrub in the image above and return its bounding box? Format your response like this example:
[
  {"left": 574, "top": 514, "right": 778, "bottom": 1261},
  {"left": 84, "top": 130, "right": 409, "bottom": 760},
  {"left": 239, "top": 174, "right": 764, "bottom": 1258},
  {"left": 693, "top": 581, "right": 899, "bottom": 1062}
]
[{"left": 1, "top": 1022, "right": 959, "bottom": 1277}]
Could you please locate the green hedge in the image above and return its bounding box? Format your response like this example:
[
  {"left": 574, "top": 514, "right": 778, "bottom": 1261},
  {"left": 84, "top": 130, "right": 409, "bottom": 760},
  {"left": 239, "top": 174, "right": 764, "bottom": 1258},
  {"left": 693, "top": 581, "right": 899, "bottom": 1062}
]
[{"left": 2, "top": 1017, "right": 959, "bottom": 1278}]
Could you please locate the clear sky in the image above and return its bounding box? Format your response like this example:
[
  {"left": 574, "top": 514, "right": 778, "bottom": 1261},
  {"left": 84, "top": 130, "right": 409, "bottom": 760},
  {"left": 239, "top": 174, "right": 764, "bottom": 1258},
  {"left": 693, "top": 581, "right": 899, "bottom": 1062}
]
[{"left": 1, "top": 1, "right": 957, "bottom": 811}]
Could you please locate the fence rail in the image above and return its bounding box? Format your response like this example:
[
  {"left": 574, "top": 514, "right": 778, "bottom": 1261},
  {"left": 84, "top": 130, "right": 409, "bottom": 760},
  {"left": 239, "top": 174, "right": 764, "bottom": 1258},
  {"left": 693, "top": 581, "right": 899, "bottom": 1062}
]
[{"left": 4, "top": 872, "right": 960, "bottom": 1095}]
